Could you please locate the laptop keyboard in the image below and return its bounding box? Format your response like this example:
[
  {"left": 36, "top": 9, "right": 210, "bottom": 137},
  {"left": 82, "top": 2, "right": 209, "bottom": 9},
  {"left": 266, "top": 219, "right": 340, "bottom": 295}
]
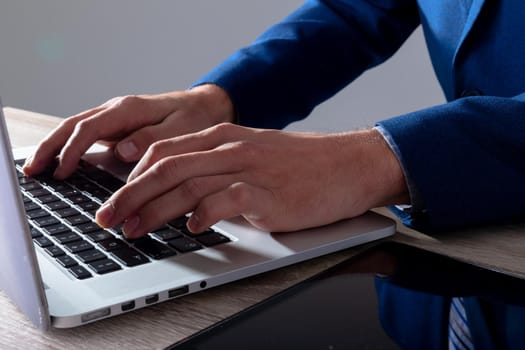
[{"left": 15, "top": 160, "right": 231, "bottom": 280}]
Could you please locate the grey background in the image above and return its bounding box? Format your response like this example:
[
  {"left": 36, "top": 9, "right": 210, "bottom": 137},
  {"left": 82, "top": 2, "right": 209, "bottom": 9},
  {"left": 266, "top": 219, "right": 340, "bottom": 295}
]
[{"left": 0, "top": 0, "right": 444, "bottom": 132}]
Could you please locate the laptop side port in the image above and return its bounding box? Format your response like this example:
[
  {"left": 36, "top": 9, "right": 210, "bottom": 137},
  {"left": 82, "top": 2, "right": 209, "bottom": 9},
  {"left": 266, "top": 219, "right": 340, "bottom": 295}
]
[
  {"left": 121, "top": 300, "right": 135, "bottom": 311},
  {"left": 145, "top": 294, "right": 159, "bottom": 305},
  {"left": 168, "top": 285, "right": 189, "bottom": 298}
]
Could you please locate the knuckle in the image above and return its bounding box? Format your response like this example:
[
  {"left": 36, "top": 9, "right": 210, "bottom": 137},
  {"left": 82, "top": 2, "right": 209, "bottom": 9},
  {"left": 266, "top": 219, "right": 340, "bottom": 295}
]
[
  {"left": 227, "top": 140, "right": 259, "bottom": 159},
  {"left": 153, "top": 157, "right": 179, "bottom": 180},
  {"left": 73, "top": 119, "right": 95, "bottom": 136},
  {"left": 179, "top": 178, "right": 204, "bottom": 201},
  {"left": 115, "top": 94, "right": 141, "bottom": 108},
  {"left": 60, "top": 116, "right": 79, "bottom": 130},
  {"left": 206, "top": 122, "right": 238, "bottom": 138},
  {"left": 229, "top": 183, "right": 251, "bottom": 207},
  {"left": 149, "top": 139, "right": 167, "bottom": 153},
  {"left": 147, "top": 139, "right": 170, "bottom": 160}
]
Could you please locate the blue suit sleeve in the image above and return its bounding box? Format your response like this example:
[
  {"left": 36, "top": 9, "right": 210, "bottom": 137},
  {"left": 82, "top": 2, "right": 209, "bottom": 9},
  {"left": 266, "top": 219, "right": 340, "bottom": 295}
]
[
  {"left": 377, "top": 92, "right": 525, "bottom": 232},
  {"left": 192, "top": 0, "right": 420, "bottom": 129}
]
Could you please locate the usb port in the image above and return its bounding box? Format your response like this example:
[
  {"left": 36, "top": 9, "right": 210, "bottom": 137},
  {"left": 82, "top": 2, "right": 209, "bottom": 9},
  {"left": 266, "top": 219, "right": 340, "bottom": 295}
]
[
  {"left": 168, "top": 286, "right": 189, "bottom": 298},
  {"left": 121, "top": 300, "right": 135, "bottom": 311},
  {"left": 145, "top": 294, "right": 159, "bottom": 304}
]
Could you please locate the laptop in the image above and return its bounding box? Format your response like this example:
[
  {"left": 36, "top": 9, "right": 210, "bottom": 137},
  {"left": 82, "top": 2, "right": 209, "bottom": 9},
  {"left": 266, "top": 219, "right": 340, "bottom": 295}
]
[{"left": 0, "top": 100, "right": 396, "bottom": 330}]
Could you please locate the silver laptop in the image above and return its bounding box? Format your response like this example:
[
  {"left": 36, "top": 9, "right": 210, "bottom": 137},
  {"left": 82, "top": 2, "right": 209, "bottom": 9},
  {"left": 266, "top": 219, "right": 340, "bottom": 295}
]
[{"left": 0, "top": 100, "right": 395, "bottom": 330}]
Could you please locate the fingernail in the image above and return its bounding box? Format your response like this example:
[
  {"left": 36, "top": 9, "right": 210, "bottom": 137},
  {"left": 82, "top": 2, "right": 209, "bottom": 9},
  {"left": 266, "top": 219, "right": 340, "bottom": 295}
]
[
  {"left": 96, "top": 202, "right": 115, "bottom": 227},
  {"left": 123, "top": 215, "right": 140, "bottom": 237},
  {"left": 22, "top": 160, "right": 33, "bottom": 175},
  {"left": 187, "top": 213, "right": 200, "bottom": 233},
  {"left": 22, "top": 155, "right": 33, "bottom": 169},
  {"left": 117, "top": 141, "right": 138, "bottom": 161}
]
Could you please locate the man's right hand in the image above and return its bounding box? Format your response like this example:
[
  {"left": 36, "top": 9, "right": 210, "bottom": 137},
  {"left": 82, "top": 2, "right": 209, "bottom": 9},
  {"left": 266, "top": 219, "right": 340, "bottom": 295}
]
[{"left": 22, "top": 84, "right": 235, "bottom": 179}]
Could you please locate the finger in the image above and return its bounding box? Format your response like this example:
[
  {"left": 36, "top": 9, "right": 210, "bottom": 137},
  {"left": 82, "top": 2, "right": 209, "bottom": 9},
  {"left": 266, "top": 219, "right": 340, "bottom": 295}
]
[
  {"left": 96, "top": 146, "right": 245, "bottom": 229},
  {"left": 187, "top": 182, "right": 275, "bottom": 233},
  {"left": 53, "top": 96, "right": 166, "bottom": 179},
  {"left": 22, "top": 106, "right": 104, "bottom": 175},
  {"left": 114, "top": 120, "right": 183, "bottom": 163},
  {"left": 129, "top": 123, "right": 253, "bottom": 181},
  {"left": 119, "top": 174, "right": 240, "bottom": 238}
]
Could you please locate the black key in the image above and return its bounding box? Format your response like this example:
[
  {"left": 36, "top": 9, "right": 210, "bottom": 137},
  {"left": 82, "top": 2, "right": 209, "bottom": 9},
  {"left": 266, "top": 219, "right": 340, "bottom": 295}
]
[
  {"left": 45, "top": 201, "right": 70, "bottom": 211},
  {"left": 88, "top": 188, "right": 111, "bottom": 202},
  {"left": 33, "top": 236, "right": 53, "bottom": 248},
  {"left": 22, "top": 195, "right": 32, "bottom": 203},
  {"left": 56, "top": 255, "right": 78, "bottom": 268},
  {"left": 196, "top": 232, "right": 231, "bottom": 247},
  {"left": 111, "top": 247, "right": 150, "bottom": 267},
  {"left": 64, "top": 240, "right": 93, "bottom": 253},
  {"left": 102, "top": 177, "right": 125, "bottom": 192},
  {"left": 33, "top": 216, "right": 60, "bottom": 228},
  {"left": 21, "top": 182, "right": 42, "bottom": 191},
  {"left": 67, "top": 195, "right": 91, "bottom": 204},
  {"left": 29, "top": 226, "right": 42, "bottom": 238},
  {"left": 77, "top": 200, "right": 100, "bottom": 212},
  {"left": 68, "top": 266, "right": 92, "bottom": 279},
  {"left": 98, "top": 238, "right": 127, "bottom": 251},
  {"left": 24, "top": 201, "right": 40, "bottom": 212},
  {"left": 18, "top": 176, "right": 34, "bottom": 185},
  {"left": 42, "top": 223, "right": 70, "bottom": 236},
  {"left": 63, "top": 214, "right": 91, "bottom": 226},
  {"left": 47, "top": 182, "right": 73, "bottom": 192},
  {"left": 56, "top": 188, "right": 81, "bottom": 197},
  {"left": 76, "top": 249, "right": 106, "bottom": 263},
  {"left": 45, "top": 245, "right": 65, "bottom": 257},
  {"left": 39, "top": 177, "right": 63, "bottom": 187},
  {"left": 112, "top": 224, "right": 124, "bottom": 236},
  {"left": 76, "top": 221, "right": 102, "bottom": 234},
  {"left": 53, "top": 232, "right": 82, "bottom": 244},
  {"left": 85, "top": 230, "right": 114, "bottom": 242},
  {"left": 168, "top": 216, "right": 188, "bottom": 230},
  {"left": 151, "top": 228, "right": 182, "bottom": 241},
  {"left": 72, "top": 179, "right": 98, "bottom": 192},
  {"left": 26, "top": 209, "right": 49, "bottom": 220},
  {"left": 55, "top": 207, "right": 81, "bottom": 218},
  {"left": 88, "top": 259, "right": 121, "bottom": 274},
  {"left": 28, "top": 188, "right": 51, "bottom": 198},
  {"left": 34, "top": 194, "right": 60, "bottom": 205},
  {"left": 134, "top": 237, "right": 176, "bottom": 260},
  {"left": 151, "top": 225, "right": 171, "bottom": 233},
  {"left": 167, "top": 237, "right": 202, "bottom": 253}
]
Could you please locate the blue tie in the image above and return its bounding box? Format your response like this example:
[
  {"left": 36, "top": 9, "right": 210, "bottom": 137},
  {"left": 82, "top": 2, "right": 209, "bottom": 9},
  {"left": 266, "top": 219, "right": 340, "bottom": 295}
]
[{"left": 449, "top": 297, "right": 474, "bottom": 350}]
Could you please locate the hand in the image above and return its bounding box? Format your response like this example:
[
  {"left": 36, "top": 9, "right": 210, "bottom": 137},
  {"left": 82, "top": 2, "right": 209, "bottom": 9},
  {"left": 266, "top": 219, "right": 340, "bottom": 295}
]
[
  {"left": 95, "top": 124, "right": 409, "bottom": 238},
  {"left": 22, "top": 84, "right": 235, "bottom": 178}
]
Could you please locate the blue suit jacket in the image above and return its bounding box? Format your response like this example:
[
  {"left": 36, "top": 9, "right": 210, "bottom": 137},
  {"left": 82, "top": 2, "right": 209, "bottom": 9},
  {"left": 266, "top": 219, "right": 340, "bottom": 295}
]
[{"left": 193, "top": 0, "right": 525, "bottom": 233}]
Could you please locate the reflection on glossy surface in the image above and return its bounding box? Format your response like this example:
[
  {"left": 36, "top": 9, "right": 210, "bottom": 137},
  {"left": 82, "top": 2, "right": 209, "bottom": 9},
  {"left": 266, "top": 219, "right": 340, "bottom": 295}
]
[
  {"left": 169, "top": 242, "right": 525, "bottom": 350},
  {"left": 373, "top": 244, "right": 525, "bottom": 350}
]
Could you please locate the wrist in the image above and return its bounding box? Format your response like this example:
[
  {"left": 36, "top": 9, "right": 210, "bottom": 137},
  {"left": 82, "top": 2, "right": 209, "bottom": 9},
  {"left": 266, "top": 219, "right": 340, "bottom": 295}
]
[
  {"left": 338, "top": 129, "right": 409, "bottom": 210},
  {"left": 364, "top": 128, "right": 409, "bottom": 207},
  {"left": 188, "top": 84, "right": 235, "bottom": 124}
]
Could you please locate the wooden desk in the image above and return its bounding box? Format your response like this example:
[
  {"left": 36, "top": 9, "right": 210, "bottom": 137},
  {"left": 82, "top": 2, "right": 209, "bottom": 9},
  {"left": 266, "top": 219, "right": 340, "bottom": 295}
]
[{"left": 2, "top": 107, "right": 525, "bottom": 349}]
